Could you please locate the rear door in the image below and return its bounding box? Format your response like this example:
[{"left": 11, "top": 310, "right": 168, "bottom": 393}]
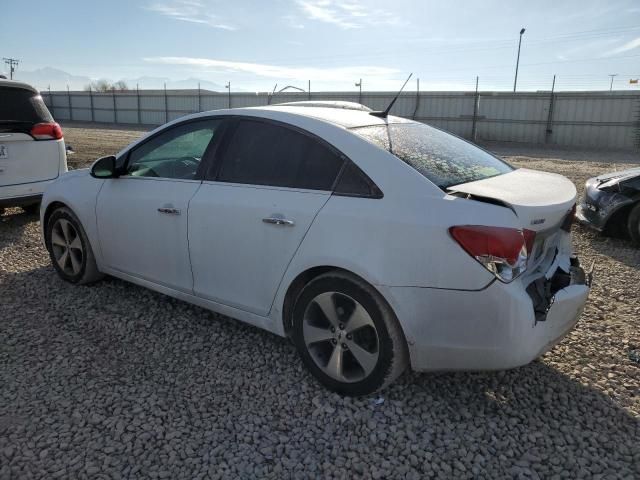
[
  {"left": 188, "top": 118, "right": 345, "bottom": 316},
  {"left": 0, "top": 86, "right": 61, "bottom": 186}
]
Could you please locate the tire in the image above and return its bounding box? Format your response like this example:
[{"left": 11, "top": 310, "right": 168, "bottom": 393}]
[
  {"left": 22, "top": 202, "right": 40, "bottom": 215},
  {"left": 291, "top": 271, "right": 409, "bottom": 396},
  {"left": 627, "top": 202, "right": 640, "bottom": 245},
  {"left": 46, "top": 207, "right": 103, "bottom": 284}
]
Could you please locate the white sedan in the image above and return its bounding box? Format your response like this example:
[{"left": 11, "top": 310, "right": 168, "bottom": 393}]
[{"left": 40, "top": 102, "right": 590, "bottom": 395}]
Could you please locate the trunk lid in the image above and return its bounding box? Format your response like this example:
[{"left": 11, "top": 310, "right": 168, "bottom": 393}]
[
  {"left": 0, "top": 132, "right": 62, "bottom": 186},
  {"left": 0, "top": 85, "right": 62, "bottom": 186},
  {"left": 447, "top": 168, "right": 576, "bottom": 233}
]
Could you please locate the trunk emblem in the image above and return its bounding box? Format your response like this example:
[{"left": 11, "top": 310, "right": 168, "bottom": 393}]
[{"left": 531, "top": 218, "right": 546, "bottom": 225}]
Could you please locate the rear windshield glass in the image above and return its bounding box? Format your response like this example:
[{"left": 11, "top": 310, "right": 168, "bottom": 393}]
[
  {"left": 351, "top": 123, "right": 513, "bottom": 189},
  {"left": 0, "top": 87, "right": 53, "bottom": 125}
]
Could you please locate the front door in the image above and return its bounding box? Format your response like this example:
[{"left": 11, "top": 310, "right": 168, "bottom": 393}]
[{"left": 96, "top": 119, "right": 223, "bottom": 292}]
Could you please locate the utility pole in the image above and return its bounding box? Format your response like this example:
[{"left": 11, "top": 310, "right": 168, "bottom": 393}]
[
  {"left": 608, "top": 74, "right": 618, "bottom": 92},
  {"left": 545, "top": 75, "right": 556, "bottom": 142},
  {"left": 355, "top": 78, "right": 362, "bottom": 104},
  {"left": 513, "top": 28, "right": 526, "bottom": 92},
  {"left": 3, "top": 58, "right": 19, "bottom": 79},
  {"left": 471, "top": 76, "right": 480, "bottom": 141},
  {"left": 225, "top": 81, "right": 231, "bottom": 108}
]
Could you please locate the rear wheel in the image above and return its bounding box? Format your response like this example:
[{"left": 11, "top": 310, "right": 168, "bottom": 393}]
[
  {"left": 292, "top": 271, "right": 408, "bottom": 396},
  {"left": 627, "top": 202, "right": 640, "bottom": 245},
  {"left": 46, "top": 207, "right": 103, "bottom": 284}
]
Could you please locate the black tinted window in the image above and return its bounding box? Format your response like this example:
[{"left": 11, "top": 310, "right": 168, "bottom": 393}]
[
  {"left": 217, "top": 120, "right": 344, "bottom": 190},
  {"left": 0, "top": 87, "right": 53, "bottom": 125},
  {"left": 334, "top": 162, "right": 382, "bottom": 198},
  {"left": 352, "top": 123, "right": 513, "bottom": 189}
]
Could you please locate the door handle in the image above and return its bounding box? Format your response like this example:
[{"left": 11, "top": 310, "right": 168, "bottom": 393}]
[
  {"left": 262, "top": 216, "right": 295, "bottom": 226},
  {"left": 158, "top": 207, "right": 181, "bottom": 215}
]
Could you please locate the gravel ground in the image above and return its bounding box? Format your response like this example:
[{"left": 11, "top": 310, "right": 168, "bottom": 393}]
[{"left": 1, "top": 125, "right": 639, "bottom": 479}]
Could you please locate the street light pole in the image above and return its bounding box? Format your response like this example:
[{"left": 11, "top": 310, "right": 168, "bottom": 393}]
[
  {"left": 608, "top": 74, "right": 618, "bottom": 92},
  {"left": 513, "top": 28, "right": 526, "bottom": 92},
  {"left": 355, "top": 79, "right": 362, "bottom": 104}
]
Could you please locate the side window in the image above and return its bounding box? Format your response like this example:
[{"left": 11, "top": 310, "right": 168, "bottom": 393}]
[
  {"left": 126, "top": 119, "right": 221, "bottom": 179},
  {"left": 216, "top": 120, "right": 344, "bottom": 190},
  {"left": 334, "top": 162, "right": 383, "bottom": 198}
]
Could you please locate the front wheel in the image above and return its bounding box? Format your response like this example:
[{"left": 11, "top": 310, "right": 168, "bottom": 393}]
[
  {"left": 627, "top": 203, "right": 640, "bottom": 245},
  {"left": 46, "top": 207, "right": 103, "bottom": 284},
  {"left": 292, "top": 271, "right": 408, "bottom": 396}
]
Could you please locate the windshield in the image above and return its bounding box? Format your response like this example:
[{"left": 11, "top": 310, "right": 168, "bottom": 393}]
[{"left": 351, "top": 123, "right": 513, "bottom": 189}]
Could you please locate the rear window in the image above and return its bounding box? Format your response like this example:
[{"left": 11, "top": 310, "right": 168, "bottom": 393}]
[
  {"left": 351, "top": 123, "right": 513, "bottom": 189},
  {"left": 0, "top": 87, "right": 53, "bottom": 125}
]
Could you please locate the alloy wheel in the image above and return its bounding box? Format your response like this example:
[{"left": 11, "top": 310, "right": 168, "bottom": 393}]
[
  {"left": 302, "top": 291, "right": 380, "bottom": 383},
  {"left": 51, "top": 218, "right": 84, "bottom": 276}
]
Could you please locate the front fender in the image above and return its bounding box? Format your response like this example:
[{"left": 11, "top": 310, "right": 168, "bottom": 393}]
[{"left": 40, "top": 169, "right": 104, "bottom": 263}]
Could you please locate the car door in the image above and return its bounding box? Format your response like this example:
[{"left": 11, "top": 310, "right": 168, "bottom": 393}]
[
  {"left": 188, "top": 118, "right": 346, "bottom": 316},
  {"left": 96, "top": 118, "right": 223, "bottom": 293}
]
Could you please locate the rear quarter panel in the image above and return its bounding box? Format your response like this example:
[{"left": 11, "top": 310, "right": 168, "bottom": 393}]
[{"left": 269, "top": 186, "right": 522, "bottom": 336}]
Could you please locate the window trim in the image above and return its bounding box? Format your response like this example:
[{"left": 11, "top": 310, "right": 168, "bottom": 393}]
[{"left": 116, "top": 114, "right": 383, "bottom": 198}]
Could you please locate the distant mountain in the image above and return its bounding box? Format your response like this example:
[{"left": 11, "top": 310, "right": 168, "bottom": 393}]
[
  {"left": 8, "top": 67, "right": 228, "bottom": 92},
  {"left": 13, "top": 67, "right": 92, "bottom": 91}
]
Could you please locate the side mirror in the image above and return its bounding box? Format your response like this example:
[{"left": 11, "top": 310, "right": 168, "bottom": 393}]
[{"left": 90, "top": 155, "right": 118, "bottom": 178}]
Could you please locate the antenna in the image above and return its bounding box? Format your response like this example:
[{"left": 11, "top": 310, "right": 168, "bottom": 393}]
[{"left": 370, "top": 73, "right": 413, "bottom": 118}]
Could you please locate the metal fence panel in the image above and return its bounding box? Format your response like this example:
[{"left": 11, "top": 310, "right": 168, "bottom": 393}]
[{"left": 42, "top": 90, "right": 640, "bottom": 149}]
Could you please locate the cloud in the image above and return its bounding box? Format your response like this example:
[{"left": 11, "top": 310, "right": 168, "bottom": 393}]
[
  {"left": 143, "top": 56, "right": 399, "bottom": 81},
  {"left": 284, "top": 14, "right": 305, "bottom": 29},
  {"left": 146, "top": 1, "right": 236, "bottom": 30},
  {"left": 606, "top": 37, "right": 640, "bottom": 55},
  {"left": 296, "top": 0, "right": 402, "bottom": 29}
]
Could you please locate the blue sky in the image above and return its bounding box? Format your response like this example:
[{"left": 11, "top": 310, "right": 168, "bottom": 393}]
[{"left": 2, "top": 0, "right": 640, "bottom": 91}]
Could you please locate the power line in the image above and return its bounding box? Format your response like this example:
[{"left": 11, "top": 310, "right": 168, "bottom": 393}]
[{"left": 2, "top": 57, "right": 19, "bottom": 79}]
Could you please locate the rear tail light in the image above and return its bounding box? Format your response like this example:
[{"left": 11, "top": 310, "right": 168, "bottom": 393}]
[
  {"left": 30, "top": 122, "right": 63, "bottom": 140},
  {"left": 449, "top": 225, "right": 537, "bottom": 283},
  {"left": 523, "top": 228, "right": 536, "bottom": 254}
]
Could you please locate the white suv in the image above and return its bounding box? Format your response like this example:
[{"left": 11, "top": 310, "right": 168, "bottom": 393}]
[{"left": 0, "top": 80, "right": 67, "bottom": 215}]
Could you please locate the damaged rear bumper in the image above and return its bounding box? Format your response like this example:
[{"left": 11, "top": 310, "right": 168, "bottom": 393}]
[
  {"left": 526, "top": 257, "right": 593, "bottom": 323},
  {"left": 378, "top": 256, "right": 591, "bottom": 372}
]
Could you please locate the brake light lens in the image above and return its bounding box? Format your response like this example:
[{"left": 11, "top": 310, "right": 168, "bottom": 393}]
[
  {"left": 523, "top": 228, "right": 537, "bottom": 254},
  {"left": 449, "top": 225, "right": 536, "bottom": 283},
  {"left": 30, "top": 122, "right": 63, "bottom": 140}
]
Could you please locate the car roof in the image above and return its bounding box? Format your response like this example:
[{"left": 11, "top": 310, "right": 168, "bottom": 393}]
[
  {"left": 0, "top": 79, "right": 38, "bottom": 93},
  {"left": 272, "top": 100, "right": 373, "bottom": 112},
  {"left": 250, "top": 104, "right": 416, "bottom": 129}
]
